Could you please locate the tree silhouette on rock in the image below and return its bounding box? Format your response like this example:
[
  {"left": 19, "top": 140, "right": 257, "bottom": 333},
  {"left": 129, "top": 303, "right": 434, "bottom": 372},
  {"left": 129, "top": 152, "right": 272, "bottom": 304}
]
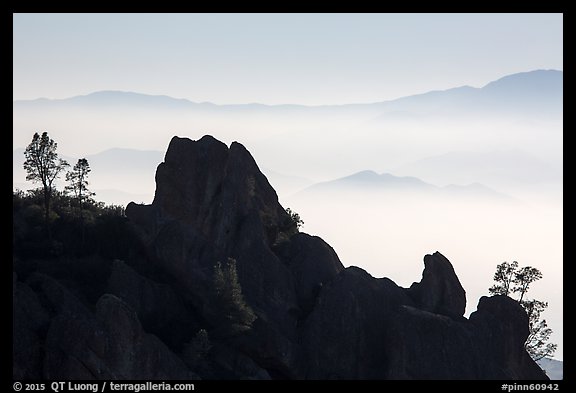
[
  {"left": 210, "top": 258, "right": 257, "bottom": 337},
  {"left": 23, "top": 132, "right": 69, "bottom": 238},
  {"left": 66, "top": 158, "right": 95, "bottom": 242},
  {"left": 489, "top": 261, "right": 556, "bottom": 361}
]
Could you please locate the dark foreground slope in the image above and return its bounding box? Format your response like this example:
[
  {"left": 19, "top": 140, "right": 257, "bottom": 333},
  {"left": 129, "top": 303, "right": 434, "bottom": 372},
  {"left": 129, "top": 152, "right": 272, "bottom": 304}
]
[{"left": 13, "top": 135, "right": 547, "bottom": 380}]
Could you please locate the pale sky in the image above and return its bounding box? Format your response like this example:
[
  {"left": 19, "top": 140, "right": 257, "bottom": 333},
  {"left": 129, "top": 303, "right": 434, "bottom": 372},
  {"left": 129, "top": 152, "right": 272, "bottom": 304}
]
[{"left": 13, "top": 13, "right": 563, "bottom": 105}]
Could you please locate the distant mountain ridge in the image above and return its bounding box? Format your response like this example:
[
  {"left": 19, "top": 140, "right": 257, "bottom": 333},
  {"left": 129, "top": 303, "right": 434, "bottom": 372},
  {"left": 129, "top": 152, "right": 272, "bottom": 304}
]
[
  {"left": 370, "top": 69, "right": 562, "bottom": 119},
  {"left": 14, "top": 69, "right": 562, "bottom": 112},
  {"left": 297, "top": 170, "right": 515, "bottom": 202},
  {"left": 483, "top": 69, "right": 562, "bottom": 95},
  {"left": 11, "top": 147, "right": 523, "bottom": 206},
  {"left": 13, "top": 69, "right": 562, "bottom": 205}
]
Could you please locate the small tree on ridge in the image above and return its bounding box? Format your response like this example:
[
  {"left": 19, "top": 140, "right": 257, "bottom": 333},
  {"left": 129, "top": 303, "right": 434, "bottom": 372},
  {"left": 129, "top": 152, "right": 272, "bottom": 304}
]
[
  {"left": 23, "top": 132, "right": 69, "bottom": 237},
  {"left": 489, "top": 261, "right": 556, "bottom": 361},
  {"left": 66, "top": 158, "right": 95, "bottom": 221}
]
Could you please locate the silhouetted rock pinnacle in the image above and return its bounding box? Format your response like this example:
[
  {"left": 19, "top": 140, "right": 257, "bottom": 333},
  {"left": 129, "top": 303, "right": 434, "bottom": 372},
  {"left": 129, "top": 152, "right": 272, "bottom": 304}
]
[
  {"left": 13, "top": 135, "right": 548, "bottom": 380},
  {"left": 408, "top": 251, "right": 467, "bottom": 319}
]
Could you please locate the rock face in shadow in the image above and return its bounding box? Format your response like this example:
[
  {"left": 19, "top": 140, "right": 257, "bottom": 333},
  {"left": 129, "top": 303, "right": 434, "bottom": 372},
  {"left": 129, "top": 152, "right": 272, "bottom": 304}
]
[
  {"left": 14, "top": 135, "right": 548, "bottom": 380},
  {"left": 408, "top": 251, "right": 467, "bottom": 319},
  {"left": 106, "top": 259, "right": 197, "bottom": 349},
  {"left": 384, "top": 294, "right": 542, "bottom": 380},
  {"left": 125, "top": 135, "right": 347, "bottom": 378},
  {"left": 273, "top": 233, "right": 345, "bottom": 317},
  {"left": 13, "top": 273, "right": 49, "bottom": 380},
  {"left": 14, "top": 273, "right": 197, "bottom": 380},
  {"left": 303, "top": 267, "right": 414, "bottom": 379},
  {"left": 469, "top": 295, "right": 548, "bottom": 379}
]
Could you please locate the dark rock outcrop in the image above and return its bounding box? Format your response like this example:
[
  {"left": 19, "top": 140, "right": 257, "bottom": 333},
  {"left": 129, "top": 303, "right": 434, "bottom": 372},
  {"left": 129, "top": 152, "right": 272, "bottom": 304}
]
[
  {"left": 106, "top": 259, "right": 198, "bottom": 349},
  {"left": 125, "top": 135, "right": 331, "bottom": 377},
  {"left": 273, "top": 233, "right": 344, "bottom": 316},
  {"left": 385, "top": 305, "right": 479, "bottom": 379},
  {"left": 14, "top": 274, "right": 197, "bottom": 380},
  {"left": 383, "top": 295, "right": 547, "bottom": 379},
  {"left": 13, "top": 274, "right": 49, "bottom": 380},
  {"left": 469, "top": 295, "right": 548, "bottom": 379},
  {"left": 303, "top": 267, "right": 414, "bottom": 379},
  {"left": 408, "top": 251, "right": 467, "bottom": 319},
  {"left": 14, "top": 135, "right": 548, "bottom": 380}
]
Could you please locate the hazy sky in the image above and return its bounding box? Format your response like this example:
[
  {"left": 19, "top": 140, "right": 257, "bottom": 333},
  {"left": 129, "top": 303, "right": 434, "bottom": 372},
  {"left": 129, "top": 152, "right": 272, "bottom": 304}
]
[{"left": 13, "top": 13, "right": 562, "bottom": 105}]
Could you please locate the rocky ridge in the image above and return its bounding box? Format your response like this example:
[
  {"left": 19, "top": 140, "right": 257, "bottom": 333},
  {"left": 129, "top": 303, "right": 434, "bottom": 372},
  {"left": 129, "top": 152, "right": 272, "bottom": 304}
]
[{"left": 13, "top": 135, "right": 548, "bottom": 380}]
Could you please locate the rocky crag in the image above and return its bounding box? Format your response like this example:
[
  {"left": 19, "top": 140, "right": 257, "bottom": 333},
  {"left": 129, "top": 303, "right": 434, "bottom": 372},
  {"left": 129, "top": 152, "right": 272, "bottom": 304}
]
[{"left": 13, "top": 135, "right": 548, "bottom": 380}]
